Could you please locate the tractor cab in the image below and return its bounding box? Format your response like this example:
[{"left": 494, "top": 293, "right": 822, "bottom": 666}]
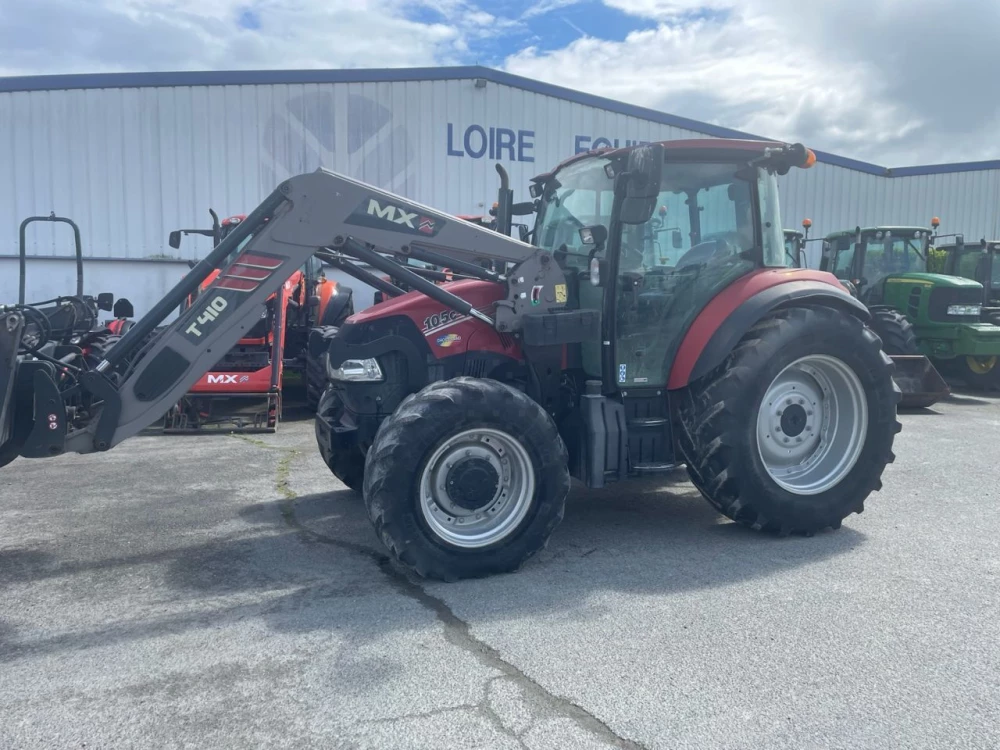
[
  {"left": 822, "top": 226, "right": 935, "bottom": 306},
  {"left": 531, "top": 140, "right": 800, "bottom": 392},
  {"left": 782, "top": 218, "right": 813, "bottom": 268},
  {"left": 940, "top": 238, "right": 1000, "bottom": 323},
  {"left": 784, "top": 230, "right": 805, "bottom": 268}
]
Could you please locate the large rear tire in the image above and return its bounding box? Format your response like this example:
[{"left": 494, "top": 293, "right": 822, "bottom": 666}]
[
  {"left": 364, "top": 377, "right": 569, "bottom": 581},
  {"left": 677, "top": 306, "right": 901, "bottom": 534},
  {"left": 869, "top": 308, "right": 918, "bottom": 355}
]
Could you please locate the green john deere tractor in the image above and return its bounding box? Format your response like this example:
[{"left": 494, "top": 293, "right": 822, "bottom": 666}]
[
  {"left": 822, "top": 225, "right": 1000, "bottom": 390},
  {"left": 937, "top": 238, "right": 1000, "bottom": 325}
]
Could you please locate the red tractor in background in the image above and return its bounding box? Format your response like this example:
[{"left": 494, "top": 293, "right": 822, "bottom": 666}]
[{"left": 166, "top": 212, "right": 353, "bottom": 431}]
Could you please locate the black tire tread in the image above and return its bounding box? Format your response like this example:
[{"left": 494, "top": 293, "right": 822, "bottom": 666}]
[
  {"left": 363, "top": 377, "right": 569, "bottom": 581},
  {"left": 677, "top": 306, "right": 901, "bottom": 535},
  {"left": 315, "top": 384, "right": 366, "bottom": 491},
  {"left": 869, "top": 308, "right": 919, "bottom": 355}
]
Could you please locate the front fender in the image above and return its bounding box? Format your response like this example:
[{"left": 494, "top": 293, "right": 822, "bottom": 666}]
[{"left": 667, "top": 270, "right": 869, "bottom": 389}]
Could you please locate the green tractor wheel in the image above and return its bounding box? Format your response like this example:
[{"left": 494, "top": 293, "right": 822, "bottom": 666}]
[
  {"left": 869, "top": 309, "right": 919, "bottom": 356},
  {"left": 958, "top": 355, "right": 1000, "bottom": 390}
]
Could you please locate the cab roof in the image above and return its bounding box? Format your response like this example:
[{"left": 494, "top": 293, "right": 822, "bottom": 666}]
[
  {"left": 825, "top": 226, "right": 930, "bottom": 239},
  {"left": 531, "top": 138, "right": 790, "bottom": 184}
]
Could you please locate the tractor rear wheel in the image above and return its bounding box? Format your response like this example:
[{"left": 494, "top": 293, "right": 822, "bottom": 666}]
[
  {"left": 364, "top": 377, "right": 569, "bottom": 581},
  {"left": 677, "top": 306, "right": 901, "bottom": 534},
  {"left": 869, "top": 309, "right": 918, "bottom": 355}
]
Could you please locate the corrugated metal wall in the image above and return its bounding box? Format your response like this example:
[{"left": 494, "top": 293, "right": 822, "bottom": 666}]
[{"left": 2, "top": 75, "right": 998, "bottom": 312}]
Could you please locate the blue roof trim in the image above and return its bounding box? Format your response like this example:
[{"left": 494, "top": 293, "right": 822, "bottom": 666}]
[
  {"left": 889, "top": 160, "right": 1000, "bottom": 177},
  {"left": 1, "top": 65, "right": 997, "bottom": 178}
]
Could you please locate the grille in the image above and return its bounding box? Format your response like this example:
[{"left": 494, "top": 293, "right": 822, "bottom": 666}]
[{"left": 928, "top": 287, "right": 982, "bottom": 322}]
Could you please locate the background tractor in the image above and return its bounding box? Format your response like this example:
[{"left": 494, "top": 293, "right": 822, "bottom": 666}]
[
  {"left": 938, "top": 238, "right": 1000, "bottom": 325},
  {"left": 821, "top": 225, "right": 1000, "bottom": 390},
  {"left": 783, "top": 218, "right": 814, "bottom": 268},
  {"left": 167, "top": 212, "right": 354, "bottom": 430},
  {"left": 3, "top": 139, "right": 902, "bottom": 582}
]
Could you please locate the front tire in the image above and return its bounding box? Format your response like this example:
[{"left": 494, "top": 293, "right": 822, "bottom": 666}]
[
  {"left": 677, "top": 306, "right": 901, "bottom": 534},
  {"left": 954, "top": 355, "right": 1000, "bottom": 390},
  {"left": 315, "top": 385, "right": 366, "bottom": 492},
  {"left": 364, "top": 378, "right": 569, "bottom": 581}
]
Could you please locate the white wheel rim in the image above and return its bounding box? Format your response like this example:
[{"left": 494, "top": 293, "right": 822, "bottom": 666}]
[
  {"left": 755, "top": 355, "right": 868, "bottom": 496},
  {"left": 418, "top": 428, "right": 535, "bottom": 549}
]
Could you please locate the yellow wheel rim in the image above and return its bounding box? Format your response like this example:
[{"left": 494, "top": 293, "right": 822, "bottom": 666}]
[{"left": 966, "top": 356, "right": 998, "bottom": 375}]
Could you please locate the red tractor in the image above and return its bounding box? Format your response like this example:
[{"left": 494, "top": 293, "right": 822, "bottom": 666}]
[
  {"left": 166, "top": 213, "right": 353, "bottom": 430},
  {"left": 2, "top": 139, "right": 901, "bottom": 581}
]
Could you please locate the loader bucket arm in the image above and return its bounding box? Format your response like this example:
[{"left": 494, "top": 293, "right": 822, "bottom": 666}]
[{"left": 6, "top": 168, "right": 560, "bottom": 459}]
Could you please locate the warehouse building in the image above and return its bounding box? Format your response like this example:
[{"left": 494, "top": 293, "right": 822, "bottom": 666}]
[{"left": 1, "top": 66, "right": 999, "bottom": 316}]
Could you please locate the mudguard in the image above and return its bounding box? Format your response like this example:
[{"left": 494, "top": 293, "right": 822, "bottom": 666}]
[{"left": 667, "top": 269, "right": 869, "bottom": 389}]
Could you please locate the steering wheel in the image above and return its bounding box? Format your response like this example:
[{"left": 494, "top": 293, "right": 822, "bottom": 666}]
[{"left": 675, "top": 238, "right": 735, "bottom": 270}]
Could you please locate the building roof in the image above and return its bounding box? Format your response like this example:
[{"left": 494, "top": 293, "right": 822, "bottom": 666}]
[{"left": 1, "top": 65, "right": 995, "bottom": 179}]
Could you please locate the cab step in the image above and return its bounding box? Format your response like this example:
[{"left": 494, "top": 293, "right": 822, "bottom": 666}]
[{"left": 631, "top": 461, "right": 682, "bottom": 475}]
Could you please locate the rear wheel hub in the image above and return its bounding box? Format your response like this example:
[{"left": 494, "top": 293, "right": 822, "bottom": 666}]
[{"left": 756, "top": 355, "right": 868, "bottom": 496}]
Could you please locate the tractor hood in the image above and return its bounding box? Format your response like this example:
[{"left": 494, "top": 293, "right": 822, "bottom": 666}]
[{"left": 886, "top": 273, "right": 984, "bottom": 289}]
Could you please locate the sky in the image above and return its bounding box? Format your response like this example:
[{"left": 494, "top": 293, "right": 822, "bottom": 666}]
[{"left": 1, "top": 0, "right": 997, "bottom": 167}]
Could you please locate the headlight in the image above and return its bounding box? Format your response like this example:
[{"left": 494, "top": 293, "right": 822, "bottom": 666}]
[
  {"left": 947, "top": 304, "right": 981, "bottom": 317},
  {"left": 326, "top": 356, "right": 384, "bottom": 382}
]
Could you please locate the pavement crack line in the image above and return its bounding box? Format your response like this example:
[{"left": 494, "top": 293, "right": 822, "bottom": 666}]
[{"left": 244, "top": 435, "right": 646, "bottom": 750}]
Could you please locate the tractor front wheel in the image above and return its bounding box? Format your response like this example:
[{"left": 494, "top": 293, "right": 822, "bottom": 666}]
[
  {"left": 678, "top": 306, "right": 901, "bottom": 534},
  {"left": 315, "top": 385, "right": 366, "bottom": 492},
  {"left": 0, "top": 439, "right": 19, "bottom": 469},
  {"left": 955, "top": 355, "right": 1000, "bottom": 390},
  {"left": 364, "top": 377, "right": 569, "bottom": 581}
]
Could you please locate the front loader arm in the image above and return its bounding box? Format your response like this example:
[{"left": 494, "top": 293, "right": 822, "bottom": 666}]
[{"left": 5, "top": 168, "right": 569, "bottom": 458}]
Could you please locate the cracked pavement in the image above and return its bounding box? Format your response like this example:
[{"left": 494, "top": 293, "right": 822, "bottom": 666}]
[{"left": 1, "top": 392, "right": 999, "bottom": 748}]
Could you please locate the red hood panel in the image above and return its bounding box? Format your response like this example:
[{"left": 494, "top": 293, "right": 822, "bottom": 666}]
[{"left": 349, "top": 279, "right": 511, "bottom": 357}]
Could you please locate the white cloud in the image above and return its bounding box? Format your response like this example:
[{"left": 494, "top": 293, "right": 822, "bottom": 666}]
[
  {"left": 521, "top": 0, "right": 586, "bottom": 20},
  {"left": 505, "top": 0, "right": 1000, "bottom": 165},
  {"left": 603, "top": 0, "right": 738, "bottom": 19},
  {"left": 0, "top": 0, "right": 469, "bottom": 75},
  {"left": 0, "top": 0, "right": 997, "bottom": 165}
]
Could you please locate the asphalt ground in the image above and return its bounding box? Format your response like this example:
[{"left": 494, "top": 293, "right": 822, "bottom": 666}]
[{"left": 1, "top": 392, "right": 998, "bottom": 749}]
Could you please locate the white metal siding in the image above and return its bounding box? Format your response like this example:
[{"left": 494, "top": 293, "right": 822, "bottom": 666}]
[{"left": 2, "top": 76, "right": 998, "bottom": 308}]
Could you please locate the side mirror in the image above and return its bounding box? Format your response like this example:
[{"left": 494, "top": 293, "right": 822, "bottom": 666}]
[
  {"left": 620, "top": 143, "right": 664, "bottom": 225},
  {"left": 955, "top": 234, "right": 964, "bottom": 248},
  {"left": 97, "top": 292, "right": 114, "bottom": 312},
  {"left": 517, "top": 225, "right": 530, "bottom": 243},
  {"left": 672, "top": 230, "right": 683, "bottom": 249},
  {"left": 579, "top": 225, "right": 608, "bottom": 247},
  {"left": 113, "top": 298, "right": 134, "bottom": 318},
  {"left": 168, "top": 230, "right": 182, "bottom": 250}
]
